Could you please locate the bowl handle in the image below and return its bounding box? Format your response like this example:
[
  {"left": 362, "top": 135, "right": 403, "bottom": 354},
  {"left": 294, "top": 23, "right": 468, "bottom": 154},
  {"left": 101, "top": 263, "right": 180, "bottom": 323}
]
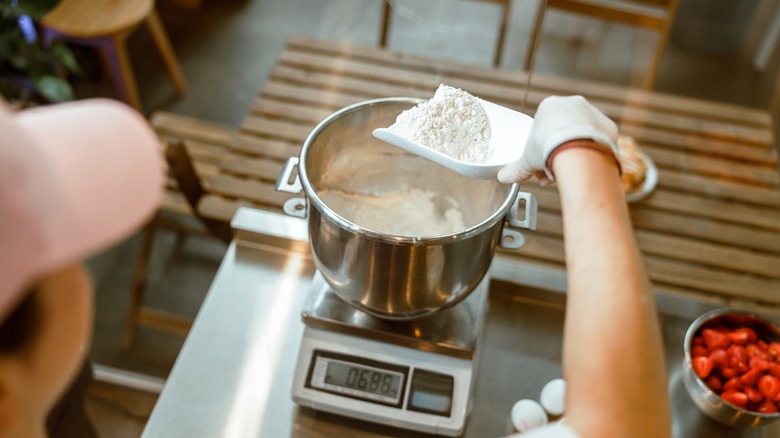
[
  {"left": 499, "top": 228, "right": 526, "bottom": 250},
  {"left": 275, "top": 157, "right": 302, "bottom": 194},
  {"left": 276, "top": 157, "right": 307, "bottom": 218},
  {"left": 507, "top": 191, "right": 537, "bottom": 231},
  {"left": 282, "top": 197, "right": 307, "bottom": 219}
]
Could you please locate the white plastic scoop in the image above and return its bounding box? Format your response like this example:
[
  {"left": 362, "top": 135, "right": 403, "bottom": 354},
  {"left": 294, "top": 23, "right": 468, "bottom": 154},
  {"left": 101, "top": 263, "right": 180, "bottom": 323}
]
[{"left": 373, "top": 99, "right": 534, "bottom": 179}]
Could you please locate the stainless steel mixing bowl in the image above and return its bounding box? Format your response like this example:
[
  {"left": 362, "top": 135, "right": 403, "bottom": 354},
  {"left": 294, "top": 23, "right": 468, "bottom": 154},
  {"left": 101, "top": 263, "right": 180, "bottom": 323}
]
[
  {"left": 277, "top": 98, "right": 536, "bottom": 320},
  {"left": 683, "top": 308, "right": 780, "bottom": 428}
]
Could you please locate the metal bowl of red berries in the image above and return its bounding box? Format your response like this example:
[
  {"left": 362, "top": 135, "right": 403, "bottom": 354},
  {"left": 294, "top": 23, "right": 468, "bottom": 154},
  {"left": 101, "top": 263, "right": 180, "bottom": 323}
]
[{"left": 683, "top": 308, "right": 780, "bottom": 427}]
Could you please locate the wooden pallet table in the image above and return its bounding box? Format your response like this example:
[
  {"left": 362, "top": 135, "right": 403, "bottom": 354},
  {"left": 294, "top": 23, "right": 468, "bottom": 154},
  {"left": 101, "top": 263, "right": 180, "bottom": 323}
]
[{"left": 173, "top": 35, "right": 780, "bottom": 315}]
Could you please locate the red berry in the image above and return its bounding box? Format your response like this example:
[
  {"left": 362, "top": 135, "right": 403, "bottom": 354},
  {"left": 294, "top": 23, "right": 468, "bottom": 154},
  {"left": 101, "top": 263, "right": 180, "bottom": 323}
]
[
  {"left": 740, "top": 368, "right": 763, "bottom": 388},
  {"left": 728, "top": 328, "right": 753, "bottom": 346},
  {"left": 729, "top": 345, "right": 749, "bottom": 373},
  {"left": 709, "top": 348, "right": 728, "bottom": 369},
  {"left": 758, "top": 375, "right": 780, "bottom": 401},
  {"left": 692, "top": 356, "right": 713, "bottom": 379},
  {"left": 691, "top": 345, "right": 708, "bottom": 357},
  {"left": 702, "top": 329, "right": 732, "bottom": 350},
  {"left": 723, "top": 377, "right": 743, "bottom": 392},
  {"left": 769, "top": 363, "right": 780, "bottom": 379},
  {"left": 720, "top": 390, "right": 749, "bottom": 408},
  {"left": 745, "top": 386, "right": 764, "bottom": 405},
  {"left": 757, "top": 401, "right": 778, "bottom": 414},
  {"left": 746, "top": 344, "right": 764, "bottom": 359},
  {"left": 741, "top": 327, "right": 758, "bottom": 343},
  {"left": 749, "top": 356, "right": 771, "bottom": 371},
  {"left": 705, "top": 375, "right": 722, "bottom": 393},
  {"left": 696, "top": 324, "right": 780, "bottom": 414}
]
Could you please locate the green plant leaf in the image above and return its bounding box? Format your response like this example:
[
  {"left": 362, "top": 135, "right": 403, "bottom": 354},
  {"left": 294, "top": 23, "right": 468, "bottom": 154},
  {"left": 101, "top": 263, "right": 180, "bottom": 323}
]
[
  {"left": 9, "top": 54, "right": 26, "bottom": 70},
  {"left": 0, "top": 1, "right": 80, "bottom": 103},
  {"left": 0, "top": 25, "right": 22, "bottom": 63},
  {"left": 31, "top": 74, "right": 73, "bottom": 102},
  {"left": 17, "top": 42, "right": 50, "bottom": 73},
  {"left": 0, "top": 29, "right": 16, "bottom": 61},
  {"left": 50, "top": 41, "right": 81, "bottom": 75}
]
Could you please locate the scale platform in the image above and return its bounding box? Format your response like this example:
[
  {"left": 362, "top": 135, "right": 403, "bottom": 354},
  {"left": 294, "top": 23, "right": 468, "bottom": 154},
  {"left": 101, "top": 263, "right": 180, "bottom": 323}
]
[
  {"left": 292, "top": 272, "right": 490, "bottom": 436},
  {"left": 301, "top": 271, "right": 490, "bottom": 359}
]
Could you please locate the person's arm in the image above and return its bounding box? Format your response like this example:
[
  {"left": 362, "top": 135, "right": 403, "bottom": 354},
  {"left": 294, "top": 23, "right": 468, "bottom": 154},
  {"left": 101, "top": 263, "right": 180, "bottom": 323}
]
[
  {"left": 553, "top": 147, "right": 670, "bottom": 437},
  {"left": 498, "top": 95, "right": 671, "bottom": 438}
]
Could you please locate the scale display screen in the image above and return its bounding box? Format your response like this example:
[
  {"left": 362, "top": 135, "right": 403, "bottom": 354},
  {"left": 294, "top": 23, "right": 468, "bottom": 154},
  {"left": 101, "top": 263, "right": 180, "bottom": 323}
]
[
  {"left": 306, "top": 350, "right": 409, "bottom": 407},
  {"left": 305, "top": 350, "right": 455, "bottom": 416},
  {"left": 325, "top": 360, "right": 403, "bottom": 398}
]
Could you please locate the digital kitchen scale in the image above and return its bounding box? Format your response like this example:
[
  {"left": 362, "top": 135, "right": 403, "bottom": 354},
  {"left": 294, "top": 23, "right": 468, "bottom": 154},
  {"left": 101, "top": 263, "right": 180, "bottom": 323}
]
[{"left": 292, "top": 271, "right": 490, "bottom": 436}]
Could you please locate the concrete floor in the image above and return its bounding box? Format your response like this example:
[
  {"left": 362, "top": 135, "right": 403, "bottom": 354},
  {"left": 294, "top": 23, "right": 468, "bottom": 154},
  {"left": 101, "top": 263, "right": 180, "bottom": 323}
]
[{"left": 78, "top": 0, "right": 780, "bottom": 433}]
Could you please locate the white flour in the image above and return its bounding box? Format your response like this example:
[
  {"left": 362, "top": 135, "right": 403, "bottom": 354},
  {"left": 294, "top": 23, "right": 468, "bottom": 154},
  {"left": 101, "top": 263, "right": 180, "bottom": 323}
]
[
  {"left": 388, "top": 84, "right": 492, "bottom": 163},
  {"left": 318, "top": 188, "right": 466, "bottom": 237}
]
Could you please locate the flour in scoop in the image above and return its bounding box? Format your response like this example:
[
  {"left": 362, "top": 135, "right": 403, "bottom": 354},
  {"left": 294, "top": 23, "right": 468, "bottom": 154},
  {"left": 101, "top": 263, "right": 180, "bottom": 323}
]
[{"left": 388, "top": 84, "right": 492, "bottom": 163}]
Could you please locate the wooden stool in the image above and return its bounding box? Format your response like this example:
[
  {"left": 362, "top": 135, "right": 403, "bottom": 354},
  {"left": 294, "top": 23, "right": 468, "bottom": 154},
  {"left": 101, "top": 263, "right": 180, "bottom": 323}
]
[{"left": 42, "top": 0, "right": 188, "bottom": 111}]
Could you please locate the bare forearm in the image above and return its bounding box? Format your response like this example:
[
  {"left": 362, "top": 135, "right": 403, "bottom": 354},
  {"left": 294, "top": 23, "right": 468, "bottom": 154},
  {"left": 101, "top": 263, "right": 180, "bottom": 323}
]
[{"left": 553, "top": 148, "right": 670, "bottom": 437}]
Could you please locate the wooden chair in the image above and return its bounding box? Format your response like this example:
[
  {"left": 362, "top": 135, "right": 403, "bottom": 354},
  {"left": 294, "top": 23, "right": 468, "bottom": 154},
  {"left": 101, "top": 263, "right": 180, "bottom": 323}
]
[
  {"left": 41, "top": 0, "right": 187, "bottom": 111},
  {"left": 123, "top": 140, "right": 231, "bottom": 348},
  {"left": 379, "top": 0, "right": 512, "bottom": 66},
  {"left": 525, "top": 0, "right": 680, "bottom": 89}
]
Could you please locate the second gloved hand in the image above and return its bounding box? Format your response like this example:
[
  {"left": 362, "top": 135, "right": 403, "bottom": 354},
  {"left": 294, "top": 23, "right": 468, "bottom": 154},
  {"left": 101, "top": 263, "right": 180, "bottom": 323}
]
[{"left": 497, "top": 95, "right": 619, "bottom": 185}]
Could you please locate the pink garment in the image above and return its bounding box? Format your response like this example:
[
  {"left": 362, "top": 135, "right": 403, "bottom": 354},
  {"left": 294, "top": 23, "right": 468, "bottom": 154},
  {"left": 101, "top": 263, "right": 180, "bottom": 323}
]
[{"left": 0, "top": 99, "right": 164, "bottom": 321}]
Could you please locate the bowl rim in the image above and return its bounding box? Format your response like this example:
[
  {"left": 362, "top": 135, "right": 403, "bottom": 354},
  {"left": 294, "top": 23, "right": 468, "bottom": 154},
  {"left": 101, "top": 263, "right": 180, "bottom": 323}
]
[
  {"left": 684, "top": 308, "right": 780, "bottom": 417},
  {"left": 298, "top": 97, "right": 521, "bottom": 244}
]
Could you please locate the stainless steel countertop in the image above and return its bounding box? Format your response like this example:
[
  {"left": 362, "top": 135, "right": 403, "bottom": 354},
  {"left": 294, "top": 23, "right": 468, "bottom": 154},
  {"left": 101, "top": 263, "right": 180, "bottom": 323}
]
[{"left": 142, "top": 208, "right": 780, "bottom": 437}]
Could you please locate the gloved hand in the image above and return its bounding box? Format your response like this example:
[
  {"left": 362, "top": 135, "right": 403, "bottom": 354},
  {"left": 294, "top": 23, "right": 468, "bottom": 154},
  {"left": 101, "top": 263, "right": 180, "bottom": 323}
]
[{"left": 497, "top": 95, "right": 619, "bottom": 185}]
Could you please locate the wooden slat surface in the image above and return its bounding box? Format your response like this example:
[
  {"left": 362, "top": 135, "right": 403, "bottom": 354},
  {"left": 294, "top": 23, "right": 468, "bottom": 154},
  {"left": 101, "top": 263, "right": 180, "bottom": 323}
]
[
  {"left": 150, "top": 111, "right": 295, "bottom": 224},
  {"left": 159, "top": 36, "right": 780, "bottom": 310},
  {"left": 279, "top": 37, "right": 772, "bottom": 127},
  {"left": 237, "top": 36, "right": 780, "bottom": 308}
]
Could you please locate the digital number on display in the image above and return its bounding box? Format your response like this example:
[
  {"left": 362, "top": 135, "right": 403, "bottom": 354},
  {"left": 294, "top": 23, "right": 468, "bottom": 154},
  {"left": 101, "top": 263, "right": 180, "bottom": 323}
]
[
  {"left": 307, "top": 350, "right": 409, "bottom": 407},
  {"left": 325, "top": 361, "right": 402, "bottom": 397}
]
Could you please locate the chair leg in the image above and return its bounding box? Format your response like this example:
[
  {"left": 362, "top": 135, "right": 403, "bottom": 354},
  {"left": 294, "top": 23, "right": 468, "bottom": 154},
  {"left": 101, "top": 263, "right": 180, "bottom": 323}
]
[
  {"left": 99, "top": 33, "right": 143, "bottom": 111},
  {"left": 644, "top": 0, "right": 680, "bottom": 90},
  {"left": 643, "top": 37, "right": 664, "bottom": 90},
  {"left": 40, "top": 27, "right": 57, "bottom": 47},
  {"left": 524, "top": 1, "right": 547, "bottom": 71},
  {"left": 147, "top": 9, "right": 188, "bottom": 95},
  {"left": 493, "top": 0, "right": 511, "bottom": 67},
  {"left": 379, "top": 0, "right": 391, "bottom": 47},
  {"left": 123, "top": 221, "right": 158, "bottom": 349}
]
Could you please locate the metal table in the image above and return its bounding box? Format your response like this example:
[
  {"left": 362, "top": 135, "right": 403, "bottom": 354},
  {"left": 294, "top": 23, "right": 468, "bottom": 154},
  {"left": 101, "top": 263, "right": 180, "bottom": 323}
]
[{"left": 142, "top": 207, "right": 780, "bottom": 437}]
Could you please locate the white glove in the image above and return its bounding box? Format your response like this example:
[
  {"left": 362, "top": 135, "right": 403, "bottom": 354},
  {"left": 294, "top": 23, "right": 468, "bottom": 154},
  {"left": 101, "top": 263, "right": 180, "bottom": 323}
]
[{"left": 497, "top": 95, "right": 619, "bottom": 184}]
